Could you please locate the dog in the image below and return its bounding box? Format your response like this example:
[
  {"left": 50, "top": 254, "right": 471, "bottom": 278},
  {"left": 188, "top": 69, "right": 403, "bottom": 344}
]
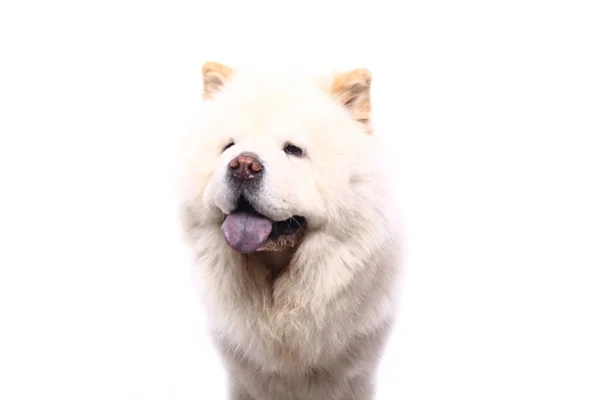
[{"left": 179, "top": 61, "right": 402, "bottom": 399}]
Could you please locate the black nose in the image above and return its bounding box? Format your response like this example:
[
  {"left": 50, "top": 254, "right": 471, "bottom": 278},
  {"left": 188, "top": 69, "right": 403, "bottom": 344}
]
[{"left": 228, "top": 153, "right": 263, "bottom": 182}]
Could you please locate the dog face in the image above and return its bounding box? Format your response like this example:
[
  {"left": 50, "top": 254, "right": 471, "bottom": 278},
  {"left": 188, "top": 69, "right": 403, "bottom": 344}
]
[{"left": 182, "top": 62, "right": 377, "bottom": 253}]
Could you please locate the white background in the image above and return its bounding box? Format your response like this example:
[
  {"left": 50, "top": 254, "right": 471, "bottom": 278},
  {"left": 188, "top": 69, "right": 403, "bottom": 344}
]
[{"left": 1, "top": 0, "right": 599, "bottom": 399}]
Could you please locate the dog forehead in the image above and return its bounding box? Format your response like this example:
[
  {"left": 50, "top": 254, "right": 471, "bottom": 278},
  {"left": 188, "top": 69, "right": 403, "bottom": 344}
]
[{"left": 215, "top": 76, "right": 332, "bottom": 135}]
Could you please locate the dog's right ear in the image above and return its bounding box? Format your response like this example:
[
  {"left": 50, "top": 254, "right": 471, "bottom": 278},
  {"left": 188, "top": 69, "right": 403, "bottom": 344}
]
[{"left": 202, "top": 61, "right": 234, "bottom": 100}]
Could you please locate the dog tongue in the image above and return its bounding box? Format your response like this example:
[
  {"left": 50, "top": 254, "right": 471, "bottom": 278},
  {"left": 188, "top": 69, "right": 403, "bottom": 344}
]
[{"left": 221, "top": 211, "right": 273, "bottom": 253}]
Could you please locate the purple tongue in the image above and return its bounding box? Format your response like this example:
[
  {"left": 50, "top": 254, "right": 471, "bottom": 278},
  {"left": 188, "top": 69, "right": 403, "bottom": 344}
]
[{"left": 221, "top": 211, "right": 273, "bottom": 253}]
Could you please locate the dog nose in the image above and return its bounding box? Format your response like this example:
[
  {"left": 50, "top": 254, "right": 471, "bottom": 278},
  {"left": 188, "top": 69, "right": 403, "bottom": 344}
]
[{"left": 228, "top": 153, "right": 263, "bottom": 182}]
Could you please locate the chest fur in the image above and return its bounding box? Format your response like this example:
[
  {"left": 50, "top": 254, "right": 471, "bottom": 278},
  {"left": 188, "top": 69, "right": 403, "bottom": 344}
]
[{"left": 209, "top": 281, "right": 330, "bottom": 372}]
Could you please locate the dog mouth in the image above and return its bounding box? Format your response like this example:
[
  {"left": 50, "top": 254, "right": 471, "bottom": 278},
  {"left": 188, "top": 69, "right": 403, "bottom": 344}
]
[{"left": 221, "top": 196, "right": 307, "bottom": 254}]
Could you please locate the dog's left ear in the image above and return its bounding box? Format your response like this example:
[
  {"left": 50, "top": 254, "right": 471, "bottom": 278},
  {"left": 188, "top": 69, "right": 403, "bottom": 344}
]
[
  {"left": 331, "top": 68, "right": 373, "bottom": 134},
  {"left": 202, "top": 61, "right": 234, "bottom": 100}
]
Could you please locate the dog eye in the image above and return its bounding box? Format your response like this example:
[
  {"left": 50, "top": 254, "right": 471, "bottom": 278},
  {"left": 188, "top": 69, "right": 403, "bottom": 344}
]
[
  {"left": 222, "top": 141, "right": 235, "bottom": 152},
  {"left": 283, "top": 143, "right": 304, "bottom": 156}
]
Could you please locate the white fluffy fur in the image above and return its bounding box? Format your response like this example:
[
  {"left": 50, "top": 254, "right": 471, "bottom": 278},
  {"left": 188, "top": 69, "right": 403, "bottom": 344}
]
[{"left": 180, "top": 65, "right": 402, "bottom": 400}]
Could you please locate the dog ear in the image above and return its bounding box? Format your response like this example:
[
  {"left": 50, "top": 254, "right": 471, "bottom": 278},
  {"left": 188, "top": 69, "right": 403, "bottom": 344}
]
[
  {"left": 331, "top": 68, "right": 373, "bottom": 134},
  {"left": 202, "top": 61, "right": 234, "bottom": 100}
]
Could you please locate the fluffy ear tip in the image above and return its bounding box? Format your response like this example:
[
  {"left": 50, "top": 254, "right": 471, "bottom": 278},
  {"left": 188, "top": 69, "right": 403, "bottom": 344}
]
[
  {"left": 331, "top": 68, "right": 373, "bottom": 89},
  {"left": 353, "top": 68, "right": 372, "bottom": 81},
  {"left": 202, "top": 61, "right": 224, "bottom": 75},
  {"left": 202, "top": 61, "right": 214, "bottom": 72},
  {"left": 342, "top": 68, "right": 372, "bottom": 86}
]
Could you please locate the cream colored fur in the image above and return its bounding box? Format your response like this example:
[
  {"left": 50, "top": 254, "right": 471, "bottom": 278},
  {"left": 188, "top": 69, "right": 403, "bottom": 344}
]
[{"left": 180, "top": 62, "right": 402, "bottom": 400}]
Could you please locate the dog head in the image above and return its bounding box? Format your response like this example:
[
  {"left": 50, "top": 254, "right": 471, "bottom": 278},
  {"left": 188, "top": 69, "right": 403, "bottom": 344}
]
[{"left": 182, "top": 62, "right": 380, "bottom": 254}]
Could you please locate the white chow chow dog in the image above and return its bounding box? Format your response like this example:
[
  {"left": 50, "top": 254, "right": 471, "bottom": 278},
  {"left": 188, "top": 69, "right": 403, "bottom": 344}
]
[{"left": 180, "top": 61, "right": 402, "bottom": 400}]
